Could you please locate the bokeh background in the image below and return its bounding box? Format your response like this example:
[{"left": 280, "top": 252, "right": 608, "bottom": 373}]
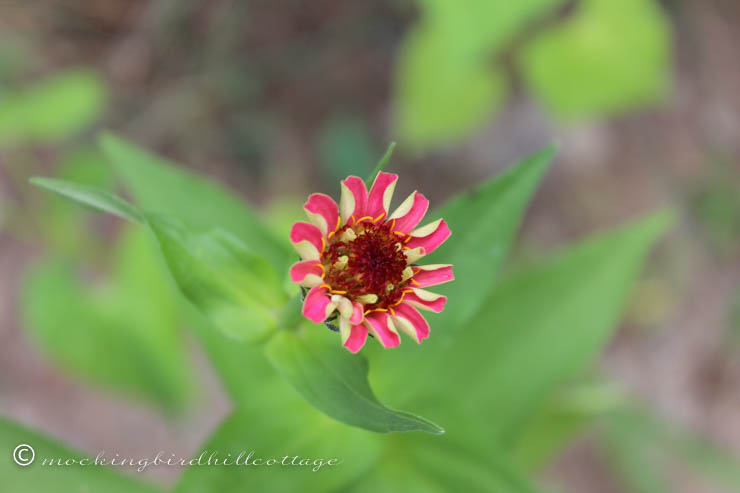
[{"left": 0, "top": 1, "right": 739, "bottom": 492}]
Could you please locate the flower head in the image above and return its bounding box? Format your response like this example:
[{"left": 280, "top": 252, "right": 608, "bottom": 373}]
[{"left": 289, "top": 172, "right": 453, "bottom": 352}]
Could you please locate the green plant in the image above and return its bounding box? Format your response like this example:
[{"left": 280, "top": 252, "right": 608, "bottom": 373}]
[{"left": 11, "top": 133, "right": 679, "bottom": 491}]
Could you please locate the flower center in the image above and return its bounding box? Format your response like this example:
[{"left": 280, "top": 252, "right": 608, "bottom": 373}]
[{"left": 322, "top": 221, "right": 409, "bottom": 309}]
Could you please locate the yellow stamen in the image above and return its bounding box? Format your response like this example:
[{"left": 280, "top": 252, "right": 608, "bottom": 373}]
[
  {"left": 389, "top": 307, "right": 396, "bottom": 316},
  {"left": 373, "top": 213, "right": 386, "bottom": 223},
  {"left": 329, "top": 289, "right": 347, "bottom": 294},
  {"left": 334, "top": 215, "right": 341, "bottom": 232},
  {"left": 321, "top": 236, "right": 326, "bottom": 251},
  {"left": 355, "top": 215, "right": 373, "bottom": 224}
]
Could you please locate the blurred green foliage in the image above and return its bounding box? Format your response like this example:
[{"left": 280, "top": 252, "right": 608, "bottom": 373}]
[
  {"left": 396, "top": 0, "right": 672, "bottom": 149},
  {"left": 0, "top": 70, "right": 106, "bottom": 145},
  {"left": 0, "top": 417, "right": 159, "bottom": 493},
  {"left": 520, "top": 0, "right": 671, "bottom": 118},
  {"left": 22, "top": 228, "right": 193, "bottom": 412}
]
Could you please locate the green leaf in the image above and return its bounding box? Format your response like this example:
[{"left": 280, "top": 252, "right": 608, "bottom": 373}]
[
  {"left": 395, "top": 0, "right": 562, "bottom": 149},
  {"left": 426, "top": 144, "right": 555, "bottom": 337},
  {"left": 146, "top": 215, "right": 285, "bottom": 342},
  {"left": 174, "top": 390, "right": 382, "bottom": 493},
  {"left": 265, "top": 330, "right": 444, "bottom": 434},
  {"left": 29, "top": 177, "right": 143, "bottom": 224},
  {"left": 29, "top": 178, "right": 285, "bottom": 343},
  {"left": 0, "top": 417, "right": 161, "bottom": 493},
  {"left": 511, "top": 380, "right": 629, "bottom": 471},
  {"left": 600, "top": 410, "right": 740, "bottom": 492},
  {"left": 98, "top": 133, "right": 292, "bottom": 272},
  {"left": 0, "top": 70, "right": 106, "bottom": 145},
  {"left": 395, "top": 24, "right": 507, "bottom": 149},
  {"left": 21, "top": 228, "right": 193, "bottom": 411},
  {"left": 600, "top": 412, "right": 670, "bottom": 493},
  {"left": 446, "top": 211, "right": 673, "bottom": 444},
  {"left": 373, "top": 210, "right": 673, "bottom": 453},
  {"left": 349, "top": 435, "right": 542, "bottom": 493},
  {"left": 520, "top": 0, "right": 672, "bottom": 118}
]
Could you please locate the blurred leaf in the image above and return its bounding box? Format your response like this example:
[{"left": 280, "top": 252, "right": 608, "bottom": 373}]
[
  {"left": 396, "top": 0, "right": 562, "bottom": 149},
  {"left": 175, "top": 388, "right": 382, "bottom": 493},
  {"left": 0, "top": 417, "right": 161, "bottom": 493},
  {"left": 426, "top": 144, "right": 555, "bottom": 337},
  {"left": 349, "top": 435, "right": 542, "bottom": 493},
  {"left": 147, "top": 215, "right": 285, "bottom": 342},
  {"left": 601, "top": 410, "right": 740, "bottom": 492},
  {"left": 520, "top": 0, "right": 672, "bottom": 118},
  {"left": 34, "top": 147, "right": 115, "bottom": 255},
  {"left": 99, "top": 133, "right": 292, "bottom": 272},
  {"left": 374, "top": 210, "right": 673, "bottom": 454},
  {"left": 600, "top": 412, "right": 671, "bottom": 493},
  {"left": 395, "top": 25, "right": 507, "bottom": 149},
  {"left": 21, "top": 228, "right": 193, "bottom": 411},
  {"left": 454, "top": 211, "right": 673, "bottom": 444},
  {"left": 0, "top": 70, "right": 106, "bottom": 145},
  {"left": 511, "top": 380, "right": 629, "bottom": 471},
  {"left": 265, "top": 330, "right": 444, "bottom": 434},
  {"left": 30, "top": 177, "right": 143, "bottom": 224}
]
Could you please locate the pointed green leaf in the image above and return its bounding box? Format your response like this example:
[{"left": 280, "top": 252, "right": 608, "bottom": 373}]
[
  {"left": 374, "top": 210, "right": 673, "bottom": 452},
  {"left": 30, "top": 177, "right": 143, "bottom": 224},
  {"left": 98, "top": 133, "right": 292, "bottom": 271},
  {"left": 428, "top": 210, "right": 674, "bottom": 445},
  {"left": 265, "top": 330, "right": 444, "bottom": 434},
  {"left": 146, "top": 215, "right": 285, "bottom": 342},
  {"left": 30, "top": 178, "right": 284, "bottom": 343},
  {"left": 425, "top": 144, "right": 555, "bottom": 337},
  {"left": 0, "top": 417, "right": 161, "bottom": 493}
]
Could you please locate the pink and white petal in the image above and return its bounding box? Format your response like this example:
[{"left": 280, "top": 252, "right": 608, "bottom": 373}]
[
  {"left": 289, "top": 260, "right": 324, "bottom": 287},
  {"left": 339, "top": 176, "right": 368, "bottom": 225},
  {"left": 388, "top": 191, "right": 429, "bottom": 233},
  {"left": 364, "top": 311, "right": 400, "bottom": 348},
  {"left": 304, "top": 193, "right": 339, "bottom": 237},
  {"left": 391, "top": 303, "right": 430, "bottom": 343},
  {"left": 302, "top": 286, "right": 338, "bottom": 323},
  {"left": 402, "top": 288, "right": 447, "bottom": 313},
  {"left": 405, "top": 219, "right": 451, "bottom": 255},
  {"left": 349, "top": 301, "right": 364, "bottom": 324},
  {"left": 333, "top": 295, "right": 355, "bottom": 320},
  {"left": 366, "top": 172, "right": 398, "bottom": 220},
  {"left": 341, "top": 318, "right": 369, "bottom": 353},
  {"left": 290, "top": 221, "right": 325, "bottom": 260},
  {"left": 410, "top": 264, "right": 454, "bottom": 288}
]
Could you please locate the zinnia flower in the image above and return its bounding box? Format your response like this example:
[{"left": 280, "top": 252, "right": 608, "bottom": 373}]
[{"left": 289, "top": 172, "right": 453, "bottom": 352}]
